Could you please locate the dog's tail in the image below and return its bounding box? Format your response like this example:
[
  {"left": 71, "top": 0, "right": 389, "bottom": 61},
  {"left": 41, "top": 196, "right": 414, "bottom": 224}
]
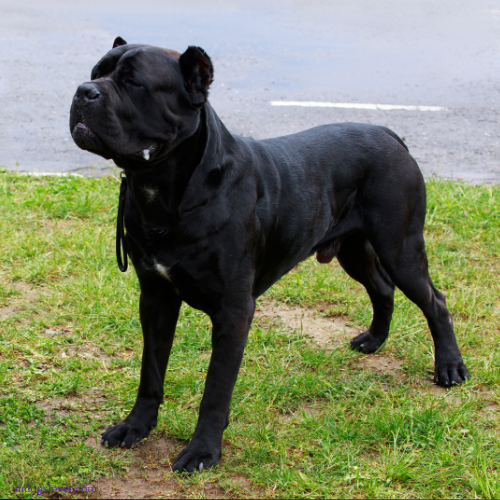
[{"left": 379, "top": 126, "right": 409, "bottom": 152}]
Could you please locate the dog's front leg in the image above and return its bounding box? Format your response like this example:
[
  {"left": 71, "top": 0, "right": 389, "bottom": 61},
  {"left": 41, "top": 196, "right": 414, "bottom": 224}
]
[
  {"left": 172, "top": 297, "right": 255, "bottom": 472},
  {"left": 101, "top": 282, "right": 181, "bottom": 448}
]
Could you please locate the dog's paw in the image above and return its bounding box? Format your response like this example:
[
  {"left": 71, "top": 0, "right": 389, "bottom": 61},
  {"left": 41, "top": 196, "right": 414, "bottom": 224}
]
[
  {"left": 172, "top": 438, "right": 221, "bottom": 473},
  {"left": 350, "top": 330, "right": 386, "bottom": 354},
  {"left": 434, "top": 360, "right": 470, "bottom": 387},
  {"left": 101, "top": 419, "right": 155, "bottom": 449}
]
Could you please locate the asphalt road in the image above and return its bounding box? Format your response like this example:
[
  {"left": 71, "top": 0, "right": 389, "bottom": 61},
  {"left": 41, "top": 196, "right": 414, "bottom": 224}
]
[{"left": 1, "top": 0, "right": 499, "bottom": 181}]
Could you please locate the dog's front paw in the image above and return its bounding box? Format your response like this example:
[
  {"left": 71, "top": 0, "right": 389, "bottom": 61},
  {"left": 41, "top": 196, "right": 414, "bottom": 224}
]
[
  {"left": 350, "top": 330, "right": 386, "bottom": 354},
  {"left": 172, "top": 438, "right": 221, "bottom": 473},
  {"left": 101, "top": 418, "right": 156, "bottom": 449},
  {"left": 434, "top": 359, "right": 470, "bottom": 387}
]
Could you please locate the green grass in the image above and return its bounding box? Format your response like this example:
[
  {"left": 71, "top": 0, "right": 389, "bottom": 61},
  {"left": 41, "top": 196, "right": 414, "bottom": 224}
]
[{"left": 0, "top": 171, "right": 499, "bottom": 498}]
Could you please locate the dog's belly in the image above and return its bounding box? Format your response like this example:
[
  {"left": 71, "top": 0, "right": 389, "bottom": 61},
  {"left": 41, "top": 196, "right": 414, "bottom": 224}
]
[
  {"left": 253, "top": 202, "right": 334, "bottom": 296},
  {"left": 247, "top": 132, "right": 364, "bottom": 296}
]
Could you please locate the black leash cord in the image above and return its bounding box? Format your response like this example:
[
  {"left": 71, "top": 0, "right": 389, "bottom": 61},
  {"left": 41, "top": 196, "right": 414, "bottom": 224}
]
[{"left": 116, "top": 172, "right": 128, "bottom": 272}]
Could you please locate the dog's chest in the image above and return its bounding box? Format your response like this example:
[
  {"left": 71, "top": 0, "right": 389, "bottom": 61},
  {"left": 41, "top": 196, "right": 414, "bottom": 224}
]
[
  {"left": 137, "top": 228, "right": 178, "bottom": 281},
  {"left": 150, "top": 257, "right": 174, "bottom": 283},
  {"left": 135, "top": 225, "right": 224, "bottom": 301},
  {"left": 146, "top": 251, "right": 225, "bottom": 312},
  {"left": 126, "top": 182, "right": 249, "bottom": 310}
]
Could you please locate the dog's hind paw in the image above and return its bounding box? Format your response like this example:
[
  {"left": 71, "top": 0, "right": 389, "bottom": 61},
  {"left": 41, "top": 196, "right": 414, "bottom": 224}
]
[
  {"left": 350, "top": 330, "right": 386, "bottom": 354},
  {"left": 434, "top": 360, "right": 470, "bottom": 387},
  {"left": 172, "top": 438, "right": 221, "bottom": 473},
  {"left": 101, "top": 419, "right": 155, "bottom": 449}
]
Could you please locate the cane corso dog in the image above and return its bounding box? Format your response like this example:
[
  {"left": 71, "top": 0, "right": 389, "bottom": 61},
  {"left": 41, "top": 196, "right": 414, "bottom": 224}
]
[{"left": 70, "top": 38, "right": 470, "bottom": 472}]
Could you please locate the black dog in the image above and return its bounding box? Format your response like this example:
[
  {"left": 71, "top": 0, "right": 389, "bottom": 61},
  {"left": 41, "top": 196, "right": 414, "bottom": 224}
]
[{"left": 70, "top": 38, "right": 469, "bottom": 472}]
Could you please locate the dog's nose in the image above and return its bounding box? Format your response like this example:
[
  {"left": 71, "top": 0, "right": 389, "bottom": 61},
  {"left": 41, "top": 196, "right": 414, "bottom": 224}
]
[{"left": 74, "top": 83, "right": 101, "bottom": 102}]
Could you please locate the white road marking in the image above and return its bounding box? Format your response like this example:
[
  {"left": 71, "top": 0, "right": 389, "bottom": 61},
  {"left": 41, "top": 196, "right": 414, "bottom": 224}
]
[
  {"left": 270, "top": 101, "right": 445, "bottom": 112},
  {"left": 11, "top": 171, "right": 83, "bottom": 177}
]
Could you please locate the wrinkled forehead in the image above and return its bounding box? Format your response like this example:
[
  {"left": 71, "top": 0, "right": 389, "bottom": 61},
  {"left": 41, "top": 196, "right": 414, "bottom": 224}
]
[{"left": 91, "top": 45, "right": 181, "bottom": 80}]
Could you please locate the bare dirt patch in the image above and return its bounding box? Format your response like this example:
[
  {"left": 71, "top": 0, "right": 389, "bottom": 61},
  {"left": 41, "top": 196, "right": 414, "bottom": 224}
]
[
  {"left": 84, "top": 435, "right": 263, "bottom": 499},
  {"left": 41, "top": 218, "right": 77, "bottom": 227},
  {"left": 36, "top": 397, "right": 78, "bottom": 418},
  {"left": 85, "top": 436, "right": 184, "bottom": 499},
  {"left": 42, "top": 324, "right": 74, "bottom": 336},
  {"left": 479, "top": 401, "right": 498, "bottom": 423},
  {"left": 256, "top": 301, "right": 359, "bottom": 350},
  {"left": 0, "top": 305, "right": 15, "bottom": 320},
  {"left": 40, "top": 325, "right": 115, "bottom": 367},
  {"left": 409, "top": 379, "right": 497, "bottom": 407},
  {"left": 354, "top": 352, "right": 409, "bottom": 386},
  {"left": 257, "top": 301, "right": 410, "bottom": 382},
  {"left": 14, "top": 282, "right": 39, "bottom": 300},
  {"left": 278, "top": 400, "right": 325, "bottom": 423},
  {"left": 410, "top": 379, "right": 462, "bottom": 403},
  {"left": 36, "top": 394, "right": 112, "bottom": 419},
  {"left": 0, "top": 282, "right": 41, "bottom": 320},
  {"left": 63, "top": 342, "right": 113, "bottom": 367},
  {"left": 357, "top": 354, "right": 404, "bottom": 375},
  {"left": 471, "top": 385, "right": 499, "bottom": 421}
]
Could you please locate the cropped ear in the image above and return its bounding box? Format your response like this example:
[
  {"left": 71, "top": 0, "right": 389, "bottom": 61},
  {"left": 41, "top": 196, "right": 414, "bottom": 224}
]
[
  {"left": 179, "top": 46, "right": 214, "bottom": 107},
  {"left": 113, "top": 36, "right": 127, "bottom": 48}
]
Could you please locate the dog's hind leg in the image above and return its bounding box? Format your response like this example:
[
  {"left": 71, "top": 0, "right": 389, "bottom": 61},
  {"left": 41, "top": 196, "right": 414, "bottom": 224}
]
[
  {"left": 336, "top": 232, "right": 395, "bottom": 353},
  {"left": 367, "top": 215, "right": 470, "bottom": 387}
]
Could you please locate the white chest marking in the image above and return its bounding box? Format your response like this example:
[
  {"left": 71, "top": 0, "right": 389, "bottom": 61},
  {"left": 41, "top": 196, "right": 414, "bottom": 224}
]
[
  {"left": 154, "top": 259, "right": 172, "bottom": 282},
  {"left": 142, "top": 186, "right": 158, "bottom": 203},
  {"left": 142, "top": 145, "right": 155, "bottom": 160}
]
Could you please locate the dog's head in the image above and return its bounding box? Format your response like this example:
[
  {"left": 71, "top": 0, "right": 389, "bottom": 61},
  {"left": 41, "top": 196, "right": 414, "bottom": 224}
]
[{"left": 69, "top": 37, "right": 213, "bottom": 167}]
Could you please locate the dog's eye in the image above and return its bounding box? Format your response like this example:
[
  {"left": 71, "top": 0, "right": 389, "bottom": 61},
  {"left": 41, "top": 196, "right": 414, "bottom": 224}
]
[{"left": 127, "top": 80, "right": 144, "bottom": 89}]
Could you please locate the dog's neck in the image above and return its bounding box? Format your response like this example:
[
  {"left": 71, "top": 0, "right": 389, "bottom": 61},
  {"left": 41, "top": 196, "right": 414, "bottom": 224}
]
[{"left": 118, "top": 103, "right": 235, "bottom": 227}]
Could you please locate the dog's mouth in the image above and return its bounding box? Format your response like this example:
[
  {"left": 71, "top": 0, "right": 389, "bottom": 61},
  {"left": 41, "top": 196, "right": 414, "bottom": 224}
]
[
  {"left": 72, "top": 116, "right": 93, "bottom": 136},
  {"left": 70, "top": 112, "right": 160, "bottom": 163},
  {"left": 71, "top": 116, "right": 107, "bottom": 154}
]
